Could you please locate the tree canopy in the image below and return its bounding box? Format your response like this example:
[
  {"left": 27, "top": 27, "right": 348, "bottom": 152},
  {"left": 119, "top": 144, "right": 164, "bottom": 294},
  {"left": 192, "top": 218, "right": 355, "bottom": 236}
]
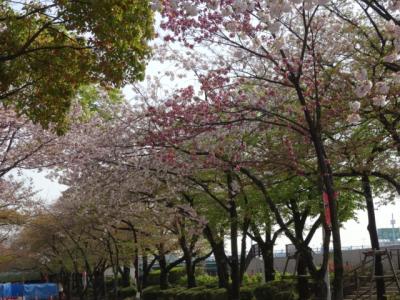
[{"left": 0, "top": 0, "right": 154, "bottom": 131}]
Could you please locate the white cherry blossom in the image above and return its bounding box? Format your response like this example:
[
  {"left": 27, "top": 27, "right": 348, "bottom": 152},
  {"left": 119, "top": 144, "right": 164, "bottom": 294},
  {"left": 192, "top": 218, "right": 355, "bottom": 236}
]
[
  {"left": 349, "top": 101, "right": 361, "bottom": 112},
  {"left": 355, "top": 80, "right": 372, "bottom": 98},
  {"left": 372, "top": 95, "right": 387, "bottom": 107},
  {"left": 347, "top": 113, "right": 361, "bottom": 124}
]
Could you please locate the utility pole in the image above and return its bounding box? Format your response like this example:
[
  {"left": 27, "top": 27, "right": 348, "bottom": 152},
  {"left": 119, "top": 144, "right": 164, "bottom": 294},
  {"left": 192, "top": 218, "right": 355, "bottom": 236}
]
[
  {"left": 323, "top": 228, "right": 331, "bottom": 300},
  {"left": 391, "top": 214, "right": 396, "bottom": 243}
]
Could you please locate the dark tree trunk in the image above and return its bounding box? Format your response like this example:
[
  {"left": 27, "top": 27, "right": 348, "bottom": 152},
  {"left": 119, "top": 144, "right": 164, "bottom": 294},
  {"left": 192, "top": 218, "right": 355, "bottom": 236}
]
[
  {"left": 158, "top": 253, "right": 169, "bottom": 290},
  {"left": 178, "top": 230, "right": 197, "bottom": 288},
  {"left": 214, "top": 241, "right": 230, "bottom": 289},
  {"left": 77, "top": 273, "right": 85, "bottom": 300},
  {"left": 292, "top": 201, "right": 311, "bottom": 300},
  {"left": 92, "top": 271, "right": 100, "bottom": 300},
  {"left": 261, "top": 244, "right": 275, "bottom": 282},
  {"left": 312, "top": 225, "right": 331, "bottom": 300},
  {"left": 141, "top": 254, "right": 156, "bottom": 289},
  {"left": 293, "top": 80, "right": 344, "bottom": 299},
  {"left": 249, "top": 222, "right": 276, "bottom": 282},
  {"left": 113, "top": 272, "right": 118, "bottom": 300},
  {"left": 121, "top": 266, "right": 131, "bottom": 287},
  {"left": 227, "top": 172, "right": 240, "bottom": 300},
  {"left": 67, "top": 272, "right": 72, "bottom": 300},
  {"left": 297, "top": 253, "right": 311, "bottom": 300},
  {"left": 203, "top": 226, "right": 230, "bottom": 289},
  {"left": 312, "top": 137, "right": 343, "bottom": 300},
  {"left": 134, "top": 253, "right": 140, "bottom": 291},
  {"left": 314, "top": 275, "right": 329, "bottom": 300},
  {"left": 182, "top": 245, "right": 196, "bottom": 288},
  {"left": 239, "top": 218, "right": 250, "bottom": 285},
  {"left": 229, "top": 203, "right": 240, "bottom": 300},
  {"left": 362, "top": 174, "right": 385, "bottom": 300},
  {"left": 186, "top": 262, "right": 196, "bottom": 288}
]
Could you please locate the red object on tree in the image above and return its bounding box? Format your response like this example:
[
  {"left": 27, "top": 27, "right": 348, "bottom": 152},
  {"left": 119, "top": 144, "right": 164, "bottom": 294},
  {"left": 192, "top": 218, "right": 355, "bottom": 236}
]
[
  {"left": 323, "top": 192, "right": 332, "bottom": 229},
  {"left": 323, "top": 192, "right": 338, "bottom": 229}
]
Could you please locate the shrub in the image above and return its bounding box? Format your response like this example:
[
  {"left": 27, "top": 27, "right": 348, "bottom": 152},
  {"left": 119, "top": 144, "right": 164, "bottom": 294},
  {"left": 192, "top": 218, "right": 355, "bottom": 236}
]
[
  {"left": 147, "top": 267, "right": 186, "bottom": 287},
  {"left": 176, "top": 287, "right": 228, "bottom": 300},
  {"left": 197, "top": 274, "right": 219, "bottom": 287},
  {"left": 169, "top": 267, "right": 186, "bottom": 285},
  {"left": 178, "top": 274, "right": 218, "bottom": 288},
  {"left": 240, "top": 286, "right": 255, "bottom": 300},
  {"left": 117, "top": 286, "right": 137, "bottom": 299},
  {"left": 142, "top": 286, "right": 161, "bottom": 300},
  {"left": 242, "top": 273, "right": 263, "bottom": 286},
  {"left": 142, "top": 285, "right": 254, "bottom": 300},
  {"left": 176, "top": 287, "right": 211, "bottom": 300},
  {"left": 208, "top": 288, "right": 228, "bottom": 300},
  {"left": 105, "top": 276, "right": 127, "bottom": 289},
  {"left": 254, "top": 280, "right": 297, "bottom": 300},
  {"left": 275, "top": 291, "right": 297, "bottom": 300},
  {"left": 142, "top": 286, "right": 185, "bottom": 300},
  {"left": 147, "top": 270, "right": 161, "bottom": 286}
]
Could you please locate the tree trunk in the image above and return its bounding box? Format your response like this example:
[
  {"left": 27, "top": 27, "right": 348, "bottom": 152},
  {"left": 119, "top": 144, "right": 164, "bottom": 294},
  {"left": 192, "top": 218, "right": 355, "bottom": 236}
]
[
  {"left": 134, "top": 253, "right": 140, "bottom": 291},
  {"left": 227, "top": 172, "right": 240, "bottom": 300},
  {"left": 314, "top": 275, "right": 329, "bottom": 300},
  {"left": 92, "top": 272, "right": 99, "bottom": 300},
  {"left": 186, "top": 263, "right": 196, "bottom": 288},
  {"left": 158, "top": 253, "right": 169, "bottom": 290},
  {"left": 182, "top": 247, "right": 196, "bottom": 288},
  {"left": 203, "top": 226, "right": 230, "bottom": 289},
  {"left": 214, "top": 241, "right": 230, "bottom": 289},
  {"left": 121, "top": 266, "right": 131, "bottom": 287},
  {"left": 77, "top": 273, "right": 85, "bottom": 300},
  {"left": 312, "top": 136, "right": 343, "bottom": 300},
  {"left": 67, "top": 272, "right": 72, "bottom": 300},
  {"left": 260, "top": 244, "right": 275, "bottom": 282},
  {"left": 113, "top": 270, "right": 118, "bottom": 300},
  {"left": 249, "top": 222, "right": 275, "bottom": 282},
  {"left": 229, "top": 203, "right": 240, "bottom": 300},
  {"left": 294, "top": 81, "right": 344, "bottom": 299},
  {"left": 142, "top": 254, "right": 149, "bottom": 288},
  {"left": 297, "top": 253, "right": 311, "bottom": 300},
  {"left": 179, "top": 231, "right": 197, "bottom": 288},
  {"left": 362, "top": 174, "right": 385, "bottom": 300},
  {"left": 239, "top": 218, "right": 250, "bottom": 285}
]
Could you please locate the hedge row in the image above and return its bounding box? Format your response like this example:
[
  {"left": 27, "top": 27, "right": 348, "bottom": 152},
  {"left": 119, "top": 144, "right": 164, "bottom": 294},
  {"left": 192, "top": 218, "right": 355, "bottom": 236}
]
[
  {"left": 147, "top": 267, "right": 187, "bottom": 286},
  {"left": 253, "top": 280, "right": 297, "bottom": 300},
  {"left": 142, "top": 280, "right": 296, "bottom": 300},
  {"left": 117, "top": 286, "right": 137, "bottom": 299}
]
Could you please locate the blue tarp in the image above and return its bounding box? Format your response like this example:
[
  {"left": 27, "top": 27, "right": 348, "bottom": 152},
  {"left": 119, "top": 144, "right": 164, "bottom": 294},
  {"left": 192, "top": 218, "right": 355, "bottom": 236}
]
[
  {"left": 1, "top": 283, "right": 17, "bottom": 297},
  {"left": 24, "top": 283, "right": 58, "bottom": 299},
  {"left": 0, "top": 283, "right": 58, "bottom": 299}
]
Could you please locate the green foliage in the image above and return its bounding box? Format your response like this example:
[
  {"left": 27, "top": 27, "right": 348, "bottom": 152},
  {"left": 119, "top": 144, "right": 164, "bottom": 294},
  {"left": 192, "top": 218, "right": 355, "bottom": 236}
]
[
  {"left": 242, "top": 273, "right": 263, "bottom": 286},
  {"left": 142, "top": 285, "right": 256, "bottom": 300},
  {"left": 178, "top": 287, "right": 228, "bottom": 300},
  {"left": 142, "top": 286, "right": 184, "bottom": 300},
  {"left": 0, "top": 1, "right": 154, "bottom": 130},
  {"left": 178, "top": 274, "right": 218, "bottom": 288},
  {"left": 239, "top": 286, "right": 255, "bottom": 300},
  {"left": 117, "top": 286, "right": 137, "bottom": 299},
  {"left": 253, "top": 280, "right": 297, "bottom": 300},
  {"left": 105, "top": 276, "right": 131, "bottom": 291},
  {"left": 142, "top": 285, "right": 160, "bottom": 300},
  {"left": 169, "top": 267, "right": 187, "bottom": 285},
  {"left": 147, "top": 270, "right": 161, "bottom": 286},
  {"left": 0, "top": 271, "right": 41, "bottom": 283},
  {"left": 147, "top": 267, "right": 186, "bottom": 286}
]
